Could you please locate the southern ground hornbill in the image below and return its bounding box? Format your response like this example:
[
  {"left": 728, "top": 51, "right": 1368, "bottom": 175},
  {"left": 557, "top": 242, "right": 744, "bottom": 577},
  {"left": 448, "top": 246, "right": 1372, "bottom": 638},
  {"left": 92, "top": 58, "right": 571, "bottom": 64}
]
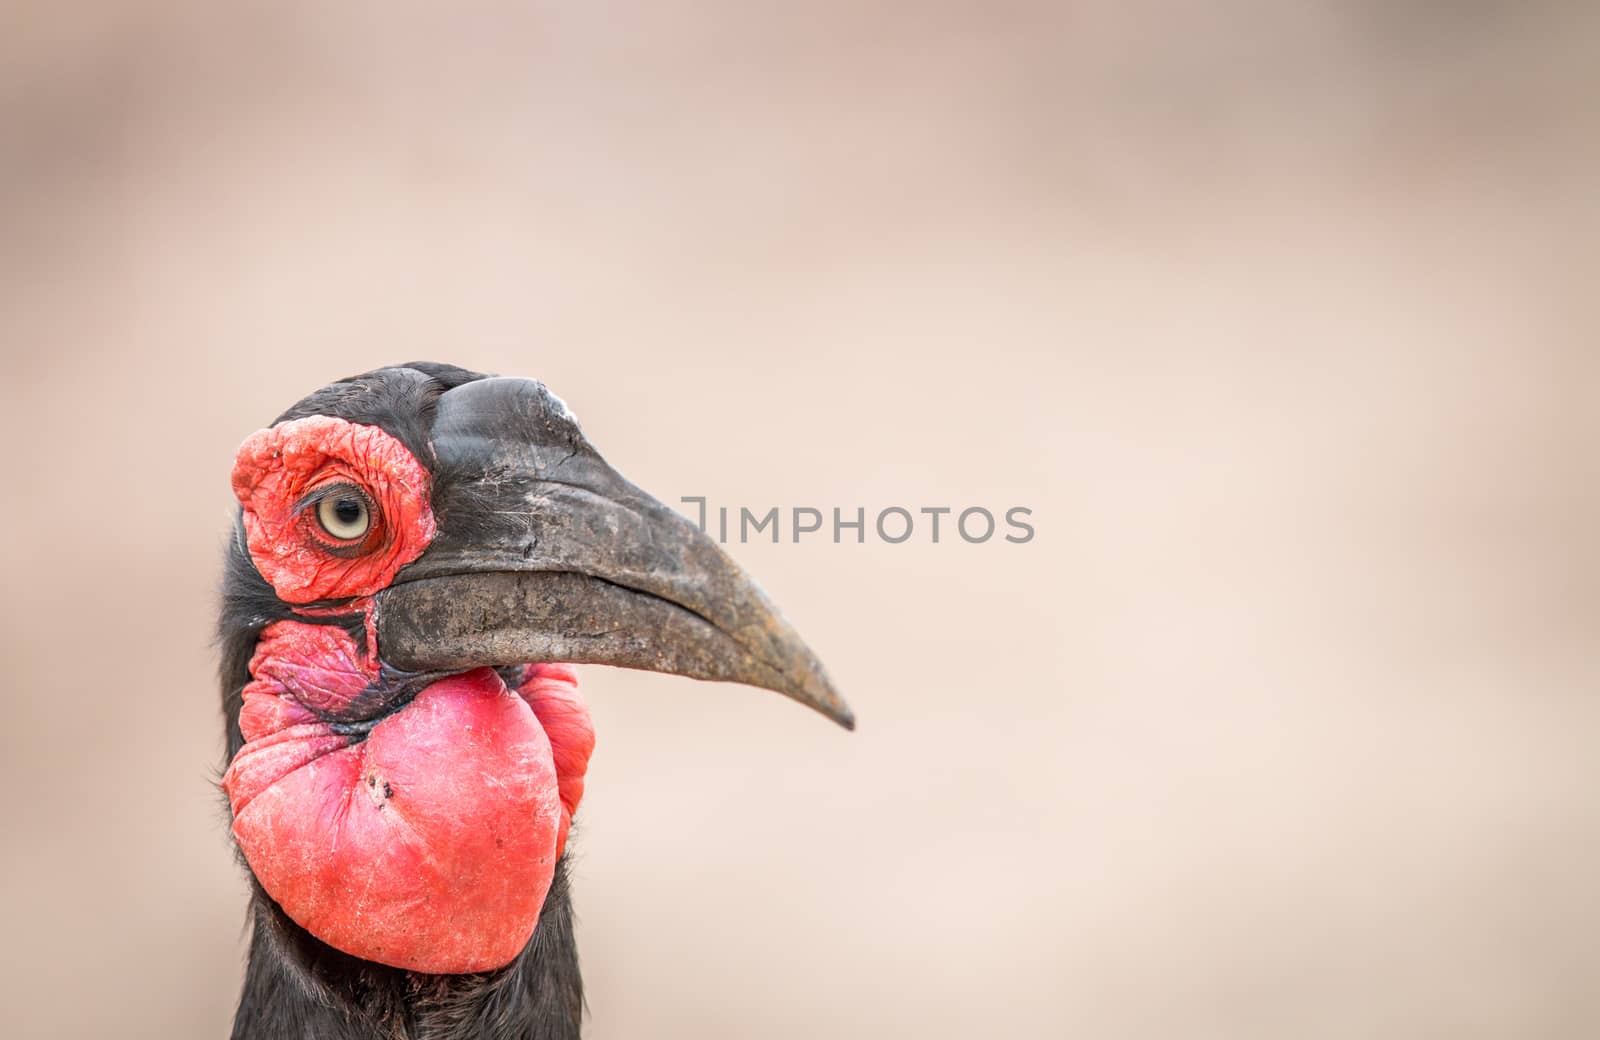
[{"left": 219, "top": 362, "right": 852, "bottom": 1039}]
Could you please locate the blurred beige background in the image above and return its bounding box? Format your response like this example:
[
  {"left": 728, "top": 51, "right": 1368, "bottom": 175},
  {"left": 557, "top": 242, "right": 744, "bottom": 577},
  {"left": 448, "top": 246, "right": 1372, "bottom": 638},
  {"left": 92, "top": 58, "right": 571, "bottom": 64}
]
[{"left": 1, "top": 2, "right": 1596, "bottom": 1038}]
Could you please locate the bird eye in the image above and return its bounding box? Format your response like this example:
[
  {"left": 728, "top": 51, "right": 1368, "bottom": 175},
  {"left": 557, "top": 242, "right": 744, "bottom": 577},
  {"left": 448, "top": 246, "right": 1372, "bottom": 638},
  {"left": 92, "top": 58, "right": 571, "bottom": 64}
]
[{"left": 316, "top": 492, "right": 371, "bottom": 541}]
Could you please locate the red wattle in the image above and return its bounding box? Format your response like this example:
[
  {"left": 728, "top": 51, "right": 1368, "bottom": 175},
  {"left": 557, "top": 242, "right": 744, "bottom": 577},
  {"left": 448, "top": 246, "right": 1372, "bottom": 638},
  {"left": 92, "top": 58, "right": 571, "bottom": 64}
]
[
  {"left": 227, "top": 667, "right": 565, "bottom": 973},
  {"left": 517, "top": 663, "right": 595, "bottom": 860}
]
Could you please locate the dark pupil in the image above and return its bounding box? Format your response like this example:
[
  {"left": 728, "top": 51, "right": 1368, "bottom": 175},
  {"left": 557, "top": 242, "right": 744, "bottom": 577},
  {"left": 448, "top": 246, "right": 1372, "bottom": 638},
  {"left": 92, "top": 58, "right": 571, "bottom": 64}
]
[{"left": 333, "top": 498, "right": 363, "bottom": 524}]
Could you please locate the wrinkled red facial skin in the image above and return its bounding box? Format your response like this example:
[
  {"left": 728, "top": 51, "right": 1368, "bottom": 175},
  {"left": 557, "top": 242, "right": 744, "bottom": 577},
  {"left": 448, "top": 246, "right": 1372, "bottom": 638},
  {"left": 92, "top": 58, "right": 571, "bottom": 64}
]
[
  {"left": 231, "top": 416, "right": 436, "bottom": 604},
  {"left": 225, "top": 419, "right": 595, "bottom": 974}
]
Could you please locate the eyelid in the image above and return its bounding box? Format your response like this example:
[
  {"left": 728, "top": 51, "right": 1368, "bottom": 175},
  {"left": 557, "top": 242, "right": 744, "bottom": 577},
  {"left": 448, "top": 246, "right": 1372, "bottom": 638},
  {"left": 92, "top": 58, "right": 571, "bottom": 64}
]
[{"left": 293, "top": 480, "right": 372, "bottom": 518}]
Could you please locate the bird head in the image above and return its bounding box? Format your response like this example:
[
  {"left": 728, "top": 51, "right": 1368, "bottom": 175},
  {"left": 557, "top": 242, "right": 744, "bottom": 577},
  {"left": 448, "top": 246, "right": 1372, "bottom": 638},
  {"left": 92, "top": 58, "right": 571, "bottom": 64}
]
[{"left": 218, "top": 363, "right": 850, "bottom": 975}]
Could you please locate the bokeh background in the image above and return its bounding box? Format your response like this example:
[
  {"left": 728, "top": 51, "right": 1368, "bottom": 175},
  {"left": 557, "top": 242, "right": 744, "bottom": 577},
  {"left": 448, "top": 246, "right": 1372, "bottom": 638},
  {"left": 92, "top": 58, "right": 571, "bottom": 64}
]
[{"left": 2, "top": 3, "right": 1596, "bottom": 1038}]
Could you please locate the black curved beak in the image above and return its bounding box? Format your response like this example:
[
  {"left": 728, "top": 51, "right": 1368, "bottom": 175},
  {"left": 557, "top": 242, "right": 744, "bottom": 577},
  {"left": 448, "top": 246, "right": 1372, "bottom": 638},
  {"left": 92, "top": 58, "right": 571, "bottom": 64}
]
[{"left": 373, "top": 377, "right": 854, "bottom": 730}]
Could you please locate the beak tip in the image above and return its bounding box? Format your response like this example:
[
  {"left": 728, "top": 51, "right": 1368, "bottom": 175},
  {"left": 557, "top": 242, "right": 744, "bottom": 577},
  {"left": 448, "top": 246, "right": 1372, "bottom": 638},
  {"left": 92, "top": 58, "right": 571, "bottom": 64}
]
[
  {"left": 814, "top": 687, "right": 856, "bottom": 731},
  {"left": 792, "top": 667, "right": 854, "bottom": 731}
]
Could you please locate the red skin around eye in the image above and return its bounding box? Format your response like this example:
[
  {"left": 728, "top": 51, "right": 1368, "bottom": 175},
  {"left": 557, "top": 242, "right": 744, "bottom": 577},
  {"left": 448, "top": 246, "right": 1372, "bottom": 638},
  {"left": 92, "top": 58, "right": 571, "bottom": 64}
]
[
  {"left": 231, "top": 416, "right": 436, "bottom": 603},
  {"left": 223, "top": 622, "right": 597, "bottom": 974}
]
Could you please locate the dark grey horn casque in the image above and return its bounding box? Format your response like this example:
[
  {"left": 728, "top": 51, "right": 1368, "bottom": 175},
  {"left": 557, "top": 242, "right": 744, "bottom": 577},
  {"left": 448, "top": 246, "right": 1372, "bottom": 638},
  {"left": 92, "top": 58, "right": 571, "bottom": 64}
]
[{"left": 375, "top": 377, "right": 854, "bottom": 729}]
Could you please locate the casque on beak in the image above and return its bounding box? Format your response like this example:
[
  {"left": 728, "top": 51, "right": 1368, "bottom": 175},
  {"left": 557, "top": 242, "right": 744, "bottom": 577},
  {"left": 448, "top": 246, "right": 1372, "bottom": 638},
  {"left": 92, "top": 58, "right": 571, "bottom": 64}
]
[{"left": 373, "top": 377, "right": 854, "bottom": 729}]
